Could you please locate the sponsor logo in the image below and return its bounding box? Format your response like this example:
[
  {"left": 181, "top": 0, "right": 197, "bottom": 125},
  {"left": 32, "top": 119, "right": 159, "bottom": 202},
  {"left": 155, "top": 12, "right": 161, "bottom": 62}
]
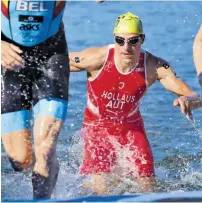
[
  {"left": 19, "top": 24, "right": 40, "bottom": 31},
  {"left": 16, "top": 0, "right": 48, "bottom": 12},
  {"left": 19, "top": 15, "right": 43, "bottom": 23},
  {"left": 118, "top": 82, "right": 125, "bottom": 89},
  {"left": 21, "top": 33, "right": 39, "bottom": 42},
  {"left": 104, "top": 61, "right": 113, "bottom": 72}
]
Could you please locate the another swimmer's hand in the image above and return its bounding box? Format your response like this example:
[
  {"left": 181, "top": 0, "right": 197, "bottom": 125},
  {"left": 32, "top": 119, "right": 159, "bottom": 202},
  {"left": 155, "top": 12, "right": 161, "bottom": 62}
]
[
  {"left": 96, "top": 0, "right": 105, "bottom": 2},
  {"left": 173, "top": 96, "right": 193, "bottom": 121},
  {"left": 183, "top": 94, "right": 202, "bottom": 110},
  {"left": 173, "top": 94, "right": 202, "bottom": 120},
  {"left": 1, "top": 41, "right": 24, "bottom": 70}
]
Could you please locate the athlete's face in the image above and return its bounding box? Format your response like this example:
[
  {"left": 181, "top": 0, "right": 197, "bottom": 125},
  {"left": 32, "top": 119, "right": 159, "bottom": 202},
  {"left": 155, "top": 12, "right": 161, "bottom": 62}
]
[{"left": 114, "top": 33, "right": 144, "bottom": 64}]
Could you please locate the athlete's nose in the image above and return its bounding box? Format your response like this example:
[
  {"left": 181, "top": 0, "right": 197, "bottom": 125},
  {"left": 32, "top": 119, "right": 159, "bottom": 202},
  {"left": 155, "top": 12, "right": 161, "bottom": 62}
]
[{"left": 123, "top": 41, "right": 131, "bottom": 51}]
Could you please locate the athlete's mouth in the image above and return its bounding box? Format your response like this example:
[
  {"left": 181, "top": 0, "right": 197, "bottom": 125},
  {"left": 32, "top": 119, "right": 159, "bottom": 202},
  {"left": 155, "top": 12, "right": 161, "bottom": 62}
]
[
  {"left": 122, "top": 53, "right": 133, "bottom": 57},
  {"left": 122, "top": 51, "right": 134, "bottom": 55}
]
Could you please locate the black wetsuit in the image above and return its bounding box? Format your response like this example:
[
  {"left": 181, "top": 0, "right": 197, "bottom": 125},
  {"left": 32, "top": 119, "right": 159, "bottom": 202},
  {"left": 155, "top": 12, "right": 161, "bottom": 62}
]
[
  {"left": 1, "top": 24, "right": 69, "bottom": 114},
  {"left": 1, "top": 1, "right": 69, "bottom": 114}
]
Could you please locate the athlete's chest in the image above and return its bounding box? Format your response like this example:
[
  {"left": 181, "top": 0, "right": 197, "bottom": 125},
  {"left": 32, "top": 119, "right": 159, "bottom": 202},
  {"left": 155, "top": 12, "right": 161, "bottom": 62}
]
[
  {"left": 2, "top": 0, "right": 66, "bottom": 46},
  {"left": 3, "top": 0, "right": 66, "bottom": 15},
  {"left": 91, "top": 66, "right": 146, "bottom": 97},
  {"left": 88, "top": 70, "right": 146, "bottom": 116}
]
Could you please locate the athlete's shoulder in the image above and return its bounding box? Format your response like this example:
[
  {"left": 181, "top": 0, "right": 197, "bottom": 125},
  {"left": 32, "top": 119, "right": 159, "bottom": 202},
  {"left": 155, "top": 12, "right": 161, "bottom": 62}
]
[
  {"left": 195, "top": 25, "right": 202, "bottom": 39},
  {"left": 145, "top": 51, "right": 157, "bottom": 67},
  {"left": 198, "top": 25, "right": 202, "bottom": 34},
  {"left": 81, "top": 45, "right": 108, "bottom": 58},
  {"left": 146, "top": 51, "right": 169, "bottom": 67},
  {"left": 145, "top": 50, "right": 157, "bottom": 60}
]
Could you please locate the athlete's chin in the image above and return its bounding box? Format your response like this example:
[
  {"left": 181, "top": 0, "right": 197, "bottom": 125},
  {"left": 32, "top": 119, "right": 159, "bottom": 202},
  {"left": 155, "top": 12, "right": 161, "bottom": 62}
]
[{"left": 122, "top": 57, "right": 133, "bottom": 63}]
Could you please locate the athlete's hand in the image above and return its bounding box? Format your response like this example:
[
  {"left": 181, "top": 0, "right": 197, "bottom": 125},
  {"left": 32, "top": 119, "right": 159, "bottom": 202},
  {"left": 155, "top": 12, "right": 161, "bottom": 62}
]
[
  {"left": 173, "top": 94, "right": 202, "bottom": 121},
  {"left": 1, "top": 40, "right": 24, "bottom": 70}
]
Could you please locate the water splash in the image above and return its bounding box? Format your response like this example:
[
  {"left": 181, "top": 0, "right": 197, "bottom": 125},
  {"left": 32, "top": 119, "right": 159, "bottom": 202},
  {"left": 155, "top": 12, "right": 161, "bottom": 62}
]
[{"left": 190, "top": 119, "right": 202, "bottom": 140}]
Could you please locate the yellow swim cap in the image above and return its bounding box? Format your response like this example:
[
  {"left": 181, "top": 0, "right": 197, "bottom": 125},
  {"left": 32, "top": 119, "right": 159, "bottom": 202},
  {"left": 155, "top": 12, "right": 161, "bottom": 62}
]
[{"left": 113, "top": 12, "right": 144, "bottom": 35}]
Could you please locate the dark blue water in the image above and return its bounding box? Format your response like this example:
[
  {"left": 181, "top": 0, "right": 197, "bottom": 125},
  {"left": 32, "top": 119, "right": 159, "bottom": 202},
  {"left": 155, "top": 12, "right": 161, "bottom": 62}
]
[{"left": 2, "top": 1, "right": 202, "bottom": 200}]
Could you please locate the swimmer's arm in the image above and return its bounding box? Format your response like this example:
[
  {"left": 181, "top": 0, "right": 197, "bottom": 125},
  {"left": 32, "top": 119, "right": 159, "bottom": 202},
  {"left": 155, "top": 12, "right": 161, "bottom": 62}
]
[
  {"left": 155, "top": 57, "right": 202, "bottom": 110},
  {"left": 147, "top": 52, "right": 195, "bottom": 96},
  {"left": 147, "top": 52, "right": 200, "bottom": 120},
  {"left": 69, "top": 46, "right": 108, "bottom": 73},
  {"left": 193, "top": 25, "right": 202, "bottom": 88}
]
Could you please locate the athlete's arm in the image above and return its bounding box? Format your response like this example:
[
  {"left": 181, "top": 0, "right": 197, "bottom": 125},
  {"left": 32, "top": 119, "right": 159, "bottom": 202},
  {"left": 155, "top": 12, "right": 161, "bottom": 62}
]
[
  {"left": 173, "top": 25, "right": 202, "bottom": 111},
  {"left": 69, "top": 46, "right": 107, "bottom": 73},
  {"left": 1, "top": 41, "right": 24, "bottom": 70},
  {"left": 146, "top": 51, "right": 198, "bottom": 120},
  {"left": 157, "top": 62, "right": 194, "bottom": 96},
  {"left": 193, "top": 25, "right": 202, "bottom": 89},
  {"left": 146, "top": 51, "right": 194, "bottom": 96}
]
